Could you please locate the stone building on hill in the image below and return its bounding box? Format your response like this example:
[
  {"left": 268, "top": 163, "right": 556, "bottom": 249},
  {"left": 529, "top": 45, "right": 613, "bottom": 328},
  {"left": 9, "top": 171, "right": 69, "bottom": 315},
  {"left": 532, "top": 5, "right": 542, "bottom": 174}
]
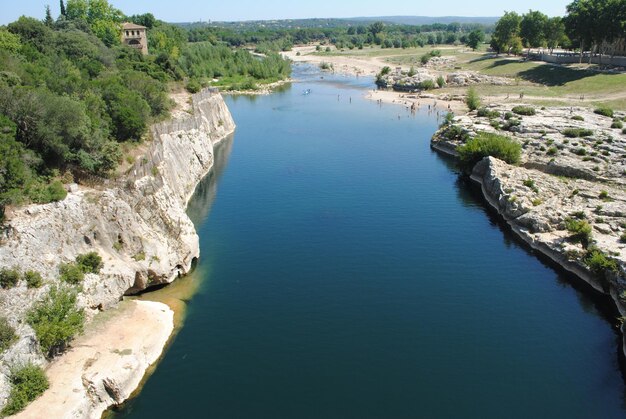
[{"left": 121, "top": 22, "right": 148, "bottom": 55}]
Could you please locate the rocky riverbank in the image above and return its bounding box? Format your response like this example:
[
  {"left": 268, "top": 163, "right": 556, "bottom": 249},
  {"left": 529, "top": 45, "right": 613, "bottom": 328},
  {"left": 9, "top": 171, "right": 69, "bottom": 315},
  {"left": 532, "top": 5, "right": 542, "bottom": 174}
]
[
  {"left": 0, "top": 88, "right": 235, "bottom": 416},
  {"left": 431, "top": 104, "right": 626, "bottom": 353}
]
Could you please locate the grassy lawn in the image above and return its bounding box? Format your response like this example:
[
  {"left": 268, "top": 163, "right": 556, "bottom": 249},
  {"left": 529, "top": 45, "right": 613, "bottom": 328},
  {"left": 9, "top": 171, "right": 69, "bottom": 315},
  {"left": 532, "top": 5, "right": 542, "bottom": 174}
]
[{"left": 308, "top": 45, "right": 626, "bottom": 110}]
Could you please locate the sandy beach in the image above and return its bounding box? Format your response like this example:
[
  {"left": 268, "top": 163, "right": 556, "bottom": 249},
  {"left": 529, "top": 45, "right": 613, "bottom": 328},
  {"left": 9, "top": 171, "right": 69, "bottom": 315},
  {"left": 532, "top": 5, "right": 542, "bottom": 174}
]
[{"left": 13, "top": 300, "right": 173, "bottom": 419}]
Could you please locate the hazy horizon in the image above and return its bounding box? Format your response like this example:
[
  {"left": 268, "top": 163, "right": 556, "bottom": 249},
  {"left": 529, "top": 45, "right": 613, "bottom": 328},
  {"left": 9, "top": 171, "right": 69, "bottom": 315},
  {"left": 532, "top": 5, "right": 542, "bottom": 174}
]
[{"left": 2, "top": 0, "right": 572, "bottom": 26}]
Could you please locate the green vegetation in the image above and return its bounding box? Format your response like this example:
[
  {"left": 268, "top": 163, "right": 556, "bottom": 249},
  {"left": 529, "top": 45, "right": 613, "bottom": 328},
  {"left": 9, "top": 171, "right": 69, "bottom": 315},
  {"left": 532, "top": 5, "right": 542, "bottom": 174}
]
[
  {"left": 466, "top": 87, "right": 480, "bottom": 111},
  {"left": 1, "top": 364, "right": 49, "bottom": 416},
  {"left": 24, "top": 270, "right": 44, "bottom": 288},
  {"left": 594, "top": 107, "right": 614, "bottom": 118},
  {"left": 599, "top": 190, "right": 610, "bottom": 201},
  {"left": 0, "top": 267, "right": 21, "bottom": 289},
  {"left": 0, "top": 316, "right": 17, "bottom": 353},
  {"left": 26, "top": 286, "right": 84, "bottom": 358},
  {"left": 75, "top": 252, "right": 103, "bottom": 273},
  {"left": 511, "top": 106, "right": 536, "bottom": 116},
  {"left": 584, "top": 247, "right": 619, "bottom": 281},
  {"left": 59, "top": 262, "right": 84, "bottom": 285},
  {"left": 564, "top": 217, "right": 592, "bottom": 247},
  {"left": 477, "top": 108, "right": 501, "bottom": 118},
  {"left": 611, "top": 120, "right": 623, "bottom": 129},
  {"left": 620, "top": 232, "right": 626, "bottom": 244},
  {"left": 457, "top": 132, "right": 521, "bottom": 171},
  {"left": 571, "top": 115, "right": 584, "bottom": 121},
  {"left": 563, "top": 128, "right": 594, "bottom": 138}
]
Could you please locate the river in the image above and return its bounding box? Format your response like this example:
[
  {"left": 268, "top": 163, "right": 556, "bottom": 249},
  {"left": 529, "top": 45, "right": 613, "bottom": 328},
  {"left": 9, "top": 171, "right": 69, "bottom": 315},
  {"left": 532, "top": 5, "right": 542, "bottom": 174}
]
[{"left": 114, "top": 65, "right": 626, "bottom": 418}]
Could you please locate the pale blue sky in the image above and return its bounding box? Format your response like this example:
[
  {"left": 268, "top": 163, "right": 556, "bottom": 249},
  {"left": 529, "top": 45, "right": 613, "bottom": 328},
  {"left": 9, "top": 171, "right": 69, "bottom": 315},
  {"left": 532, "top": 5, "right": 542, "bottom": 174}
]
[{"left": 1, "top": 0, "right": 572, "bottom": 25}]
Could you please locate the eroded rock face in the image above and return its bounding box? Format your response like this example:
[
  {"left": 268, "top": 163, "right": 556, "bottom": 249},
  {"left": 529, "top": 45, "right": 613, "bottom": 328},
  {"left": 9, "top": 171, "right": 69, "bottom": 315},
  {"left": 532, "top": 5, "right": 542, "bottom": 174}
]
[{"left": 0, "top": 89, "right": 235, "bottom": 405}]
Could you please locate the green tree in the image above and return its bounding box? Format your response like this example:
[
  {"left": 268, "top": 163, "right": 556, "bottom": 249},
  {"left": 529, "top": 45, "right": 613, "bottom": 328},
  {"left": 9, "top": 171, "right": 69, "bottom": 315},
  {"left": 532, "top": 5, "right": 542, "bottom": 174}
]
[
  {"left": 60, "top": 0, "right": 66, "bottom": 17},
  {"left": 0, "top": 29, "right": 22, "bottom": 53},
  {"left": 520, "top": 10, "right": 548, "bottom": 53},
  {"left": 491, "top": 11, "right": 522, "bottom": 55},
  {"left": 457, "top": 132, "right": 522, "bottom": 172},
  {"left": 466, "top": 29, "right": 485, "bottom": 50},
  {"left": 26, "top": 286, "right": 84, "bottom": 358},
  {"left": 544, "top": 17, "right": 567, "bottom": 53},
  {"left": 44, "top": 5, "right": 54, "bottom": 27}
]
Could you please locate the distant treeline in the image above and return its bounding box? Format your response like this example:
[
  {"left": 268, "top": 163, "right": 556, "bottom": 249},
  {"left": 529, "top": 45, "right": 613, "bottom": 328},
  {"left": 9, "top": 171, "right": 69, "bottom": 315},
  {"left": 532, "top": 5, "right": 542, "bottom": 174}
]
[
  {"left": 0, "top": 0, "right": 291, "bottom": 220},
  {"left": 181, "top": 21, "right": 494, "bottom": 51}
]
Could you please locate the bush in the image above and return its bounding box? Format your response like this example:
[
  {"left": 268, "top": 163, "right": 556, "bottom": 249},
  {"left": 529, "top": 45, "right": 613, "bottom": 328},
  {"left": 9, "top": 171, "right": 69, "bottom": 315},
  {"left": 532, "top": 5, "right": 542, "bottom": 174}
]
[
  {"left": 59, "top": 263, "right": 84, "bottom": 285},
  {"left": 611, "top": 120, "right": 623, "bottom": 129},
  {"left": 584, "top": 248, "right": 618, "bottom": 280},
  {"left": 564, "top": 218, "right": 592, "bottom": 247},
  {"left": 440, "top": 124, "right": 470, "bottom": 142},
  {"left": 571, "top": 115, "right": 584, "bottom": 121},
  {"left": 620, "top": 233, "right": 626, "bottom": 243},
  {"left": 0, "top": 316, "right": 17, "bottom": 353},
  {"left": 511, "top": 106, "right": 536, "bottom": 116},
  {"left": 419, "top": 80, "right": 435, "bottom": 90},
  {"left": 436, "top": 75, "right": 446, "bottom": 88},
  {"left": 477, "top": 108, "right": 500, "bottom": 119},
  {"left": 26, "top": 286, "right": 84, "bottom": 358},
  {"left": 563, "top": 128, "right": 594, "bottom": 138},
  {"left": 594, "top": 107, "right": 614, "bottom": 118},
  {"left": 457, "top": 132, "right": 521, "bottom": 172},
  {"left": 185, "top": 79, "right": 202, "bottom": 94},
  {"left": 1, "top": 364, "right": 49, "bottom": 416},
  {"left": 599, "top": 190, "right": 610, "bottom": 200},
  {"left": 75, "top": 252, "right": 103, "bottom": 274},
  {"left": 24, "top": 270, "right": 43, "bottom": 288},
  {"left": 466, "top": 87, "right": 480, "bottom": 111},
  {"left": 0, "top": 268, "right": 21, "bottom": 289}
]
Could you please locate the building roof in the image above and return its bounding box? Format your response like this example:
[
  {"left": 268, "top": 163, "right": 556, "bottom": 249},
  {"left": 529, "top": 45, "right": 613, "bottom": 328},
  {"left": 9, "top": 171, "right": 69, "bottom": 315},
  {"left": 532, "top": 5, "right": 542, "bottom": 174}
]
[{"left": 122, "top": 22, "right": 147, "bottom": 30}]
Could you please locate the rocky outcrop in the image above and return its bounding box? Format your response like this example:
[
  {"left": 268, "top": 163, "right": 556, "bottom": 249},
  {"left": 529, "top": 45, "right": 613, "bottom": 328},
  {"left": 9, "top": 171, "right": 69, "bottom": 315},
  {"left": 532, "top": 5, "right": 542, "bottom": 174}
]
[
  {"left": 0, "top": 89, "right": 235, "bottom": 409},
  {"left": 445, "top": 71, "right": 512, "bottom": 87},
  {"left": 431, "top": 105, "right": 626, "bottom": 355}
]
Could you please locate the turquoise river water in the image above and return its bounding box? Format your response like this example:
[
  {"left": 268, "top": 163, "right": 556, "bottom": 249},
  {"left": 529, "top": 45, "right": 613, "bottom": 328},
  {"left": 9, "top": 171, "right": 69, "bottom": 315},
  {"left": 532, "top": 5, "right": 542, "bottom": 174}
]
[{"left": 115, "top": 65, "right": 626, "bottom": 418}]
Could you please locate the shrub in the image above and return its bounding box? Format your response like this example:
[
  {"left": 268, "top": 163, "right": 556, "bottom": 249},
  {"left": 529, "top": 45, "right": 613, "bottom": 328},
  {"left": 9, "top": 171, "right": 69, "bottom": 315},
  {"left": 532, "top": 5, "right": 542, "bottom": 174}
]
[
  {"left": 594, "top": 107, "right": 614, "bottom": 118},
  {"left": 0, "top": 316, "right": 17, "bottom": 353},
  {"left": 59, "top": 263, "right": 84, "bottom": 285},
  {"left": 511, "top": 106, "right": 536, "bottom": 116},
  {"left": 564, "top": 218, "right": 592, "bottom": 247},
  {"left": 477, "top": 108, "right": 500, "bottom": 119},
  {"left": 185, "top": 79, "right": 202, "bottom": 94},
  {"left": 611, "top": 120, "right": 623, "bottom": 129},
  {"left": 418, "top": 80, "right": 435, "bottom": 90},
  {"left": 440, "top": 124, "right": 470, "bottom": 142},
  {"left": 571, "top": 115, "right": 584, "bottom": 121},
  {"left": 75, "top": 252, "right": 103, "bottom": 274},
  {"left": 584, "top": 248, "right": 618, "bottom": 280},
  {"left": 436, "top": 75, "right": 446, "bottom": 88},
  {"left": 24, "top": 270, "right": 43, "bottom": 288},
  {"left": 1, "top": 364, "right": 49, "bottom": 416},
  {"left": 546, "top": 147, "right": 557, "bottom": 156},
  {"left": 466, "top": 87, "right": 480, "bottom": 111},
  {"left": 532, "top": 198, "right": 542, "bottom": 206},
  {"left": 599, "top": 190, "right": 610, "bottom": 200},
  {"left": 0, "top": 268, "right": 21, "bottom": 289},
  {"left": 26, "top": 286, "right": 84, "bottom": 358},
  {"left": 573, "top": 147, "right": 587, "bottom": 156},
  {"left": 457, "top": 132, "right": 521, "bottom": 172},
  {"left": 623, "top": 128, "right": 626, "bottom": 135},
  {"left": 620, "top": 233, "right": 626, "bottom": 243},
  {"left": 563, "top": 128, "right": 594, "bottom": 138}
]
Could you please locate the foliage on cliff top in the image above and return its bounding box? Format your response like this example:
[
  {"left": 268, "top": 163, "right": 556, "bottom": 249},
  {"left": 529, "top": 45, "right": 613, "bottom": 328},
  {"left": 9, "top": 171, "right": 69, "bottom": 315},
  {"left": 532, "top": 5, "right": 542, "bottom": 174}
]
[{"left": 457, "top": 132, "right": 521, "bottom": 171}]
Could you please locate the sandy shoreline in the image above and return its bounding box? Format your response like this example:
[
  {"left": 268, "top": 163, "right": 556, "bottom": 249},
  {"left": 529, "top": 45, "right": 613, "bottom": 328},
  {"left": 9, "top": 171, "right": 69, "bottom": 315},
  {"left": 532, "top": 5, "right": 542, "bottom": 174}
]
[{"left": 13, "top": 300, "right": 173, "bottom": 419}]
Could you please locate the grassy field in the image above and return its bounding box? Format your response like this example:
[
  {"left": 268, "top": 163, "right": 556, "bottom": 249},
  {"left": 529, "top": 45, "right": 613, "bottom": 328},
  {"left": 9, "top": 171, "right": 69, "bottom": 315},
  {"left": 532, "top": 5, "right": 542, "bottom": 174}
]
[{"left": 311, "top": 45, "right": 626, "bottom": 110}]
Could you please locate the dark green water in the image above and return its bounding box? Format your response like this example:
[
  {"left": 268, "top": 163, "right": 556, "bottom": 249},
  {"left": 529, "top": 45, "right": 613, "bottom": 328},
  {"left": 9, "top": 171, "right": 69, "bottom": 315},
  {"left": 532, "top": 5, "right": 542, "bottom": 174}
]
[{"left": 116, "top": 66, "right": 626, "bottom": 418}]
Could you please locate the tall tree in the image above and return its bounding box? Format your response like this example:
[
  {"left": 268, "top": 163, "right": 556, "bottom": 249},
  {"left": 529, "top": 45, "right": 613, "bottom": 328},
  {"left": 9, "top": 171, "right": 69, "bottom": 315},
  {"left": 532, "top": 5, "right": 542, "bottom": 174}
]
[
  {"left": 520, "top": 10, "right": 548, "bottom": 54},
  {"left": 544, "top": 17, "right": 566, "bottom": 54},
  {"left": 466, "top": 29, "right": 485, "bottom": 51},
  {"left": 44, "top": 5, "right": 54, "bottom": 27},
  {"left": 491, "top": 11, "right": 522, "bottom": 55},
  {"left": 59, "top": 0, "right": 66, "bottom": 17}
]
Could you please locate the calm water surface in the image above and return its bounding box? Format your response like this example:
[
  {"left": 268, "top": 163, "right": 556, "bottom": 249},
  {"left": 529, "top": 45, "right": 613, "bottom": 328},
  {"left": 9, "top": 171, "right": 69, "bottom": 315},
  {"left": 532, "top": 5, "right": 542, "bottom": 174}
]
[{"left": 116, "top": 66, "right": 626, "bottom": 418}]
